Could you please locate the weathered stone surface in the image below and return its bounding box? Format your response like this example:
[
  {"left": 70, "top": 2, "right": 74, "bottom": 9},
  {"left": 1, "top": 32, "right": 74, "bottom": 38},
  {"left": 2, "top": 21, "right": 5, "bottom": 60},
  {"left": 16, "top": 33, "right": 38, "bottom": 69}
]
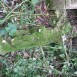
[
  {"left": 52, "top": 0, "right": 66, "bottom": 10},
  {"left": 51, "top": 0, "right": 77, "bottom": 10}
]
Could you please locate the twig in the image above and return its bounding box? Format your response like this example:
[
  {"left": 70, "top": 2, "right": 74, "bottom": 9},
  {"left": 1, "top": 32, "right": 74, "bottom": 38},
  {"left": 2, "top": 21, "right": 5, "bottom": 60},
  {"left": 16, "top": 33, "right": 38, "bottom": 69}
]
[{"left": 40, "top": 46, "right": 45, "bottom": 60}]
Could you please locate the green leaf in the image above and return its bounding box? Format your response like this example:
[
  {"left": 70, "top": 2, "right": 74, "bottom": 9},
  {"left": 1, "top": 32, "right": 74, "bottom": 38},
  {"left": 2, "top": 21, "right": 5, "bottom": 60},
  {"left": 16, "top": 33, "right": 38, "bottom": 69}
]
[
  {"left": 31, "top": 0, "right": 39, "bottom": 5},
  {"left": 14, "top": 68, "right": 18, "bottom": 73},
  {"left": 5, "top": 23, "right": 17, "bottom": 36},
  {"left": 0, "top": 29, "right": 6, "bottom": 36}
]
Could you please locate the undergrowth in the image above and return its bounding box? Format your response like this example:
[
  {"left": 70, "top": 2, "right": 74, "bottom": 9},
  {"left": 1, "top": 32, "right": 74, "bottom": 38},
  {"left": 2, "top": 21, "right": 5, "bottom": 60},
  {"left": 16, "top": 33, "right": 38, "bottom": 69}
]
[{"left": 0, "top": 0, "right": 76, "bottom": 77}]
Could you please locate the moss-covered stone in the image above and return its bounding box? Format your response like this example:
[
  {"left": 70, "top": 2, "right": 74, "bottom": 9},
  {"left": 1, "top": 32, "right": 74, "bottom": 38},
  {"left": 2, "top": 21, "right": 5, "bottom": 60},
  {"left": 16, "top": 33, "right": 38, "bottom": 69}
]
[{"left": 0, "top": 27, "right": 62, "bottom": 52}]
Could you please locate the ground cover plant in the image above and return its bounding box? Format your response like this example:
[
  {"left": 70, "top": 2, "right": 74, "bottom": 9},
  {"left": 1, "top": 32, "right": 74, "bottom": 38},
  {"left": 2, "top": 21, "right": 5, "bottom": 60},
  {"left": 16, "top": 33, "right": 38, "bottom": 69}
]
[{"left": 0, "top": 0, "right": 77, "bottom": 77}]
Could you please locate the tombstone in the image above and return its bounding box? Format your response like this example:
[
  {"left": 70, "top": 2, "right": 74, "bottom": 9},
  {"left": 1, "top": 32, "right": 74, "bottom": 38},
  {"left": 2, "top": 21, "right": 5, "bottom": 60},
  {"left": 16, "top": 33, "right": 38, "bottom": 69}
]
[{"left": 51, "top": 0, "right": 77, "bottom": 10}]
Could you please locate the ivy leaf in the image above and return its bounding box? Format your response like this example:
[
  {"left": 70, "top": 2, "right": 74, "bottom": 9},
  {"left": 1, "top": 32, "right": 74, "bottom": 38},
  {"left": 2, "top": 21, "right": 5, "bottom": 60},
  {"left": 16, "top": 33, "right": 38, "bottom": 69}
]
[
  {"left": 0, "top": 29, "right": 6, "bottom": 36},
  {"left": 5, "top": 23, "right": 17, "bottom": 36}
]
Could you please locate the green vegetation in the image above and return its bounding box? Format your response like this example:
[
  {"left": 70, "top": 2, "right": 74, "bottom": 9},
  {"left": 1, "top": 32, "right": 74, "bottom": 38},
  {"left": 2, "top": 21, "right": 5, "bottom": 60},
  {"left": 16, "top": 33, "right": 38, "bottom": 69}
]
[{"left": 0, "top": 0, "right": 76, "bottom": 77}]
